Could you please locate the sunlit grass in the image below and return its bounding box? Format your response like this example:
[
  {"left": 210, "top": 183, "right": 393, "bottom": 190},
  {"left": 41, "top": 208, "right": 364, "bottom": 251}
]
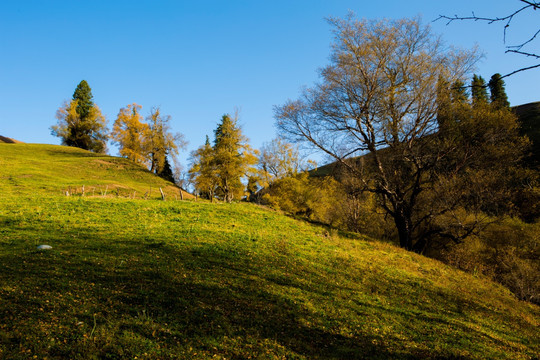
[{"left": 0, "top": 144, "right": 538, "bottom": 359}]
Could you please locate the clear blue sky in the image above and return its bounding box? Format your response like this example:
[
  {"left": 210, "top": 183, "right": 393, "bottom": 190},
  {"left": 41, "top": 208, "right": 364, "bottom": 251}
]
[{"left": 1, "top": 0, "right": 538, "bottom": 166}]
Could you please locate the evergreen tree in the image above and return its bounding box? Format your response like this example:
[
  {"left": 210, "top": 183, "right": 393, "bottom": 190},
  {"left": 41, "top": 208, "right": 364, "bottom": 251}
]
[
  {"left": 213, "top": 114, "right": 251, "bottom": 203},
  {"left": 488, "top": 73, "right": 510, "bottom": 109},
  {"left": 189, "top": 114, "right": 257, "bottom": 203},
  {"left": 451, "top": 80, "right": 468, "bottom": 104},
  {"left": 51, "top": 80, "right": 108, "bottom": 153},
  {"left": 471, "top": 75, "right": 489, "bottom": 107},
  {"left": 72, "top": 80, "right": 94, "bottom": 120},
  {"left": 157, "top": 157, "right": 176, "bottom": 183}
]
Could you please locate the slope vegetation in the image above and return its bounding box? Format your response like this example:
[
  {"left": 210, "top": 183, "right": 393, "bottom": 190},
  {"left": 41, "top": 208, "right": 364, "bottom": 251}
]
[
  {"left": 0, "top": 143, "right": 191, "bottom": 199},
  {"left": 0, "top": 144, "right": 538, "bottom": 359}
]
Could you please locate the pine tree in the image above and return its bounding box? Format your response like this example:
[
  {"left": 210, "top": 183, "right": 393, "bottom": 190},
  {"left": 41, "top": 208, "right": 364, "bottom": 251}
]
[
  {"left": 72, "top": 80, "right": 94, "bottom": 120},
  {"left": 488, "top": 73, "right": 510, "bottom": 109},
  {"left": 451, "top": 80, "right": 468, "bottom": 104},
  {"left": 157, "top": 157, "right": 176, "bottom": 183},
  {"left": 471, "top": 75, "right": 489, "bottom": 107},
  {"left": 51, "top": 80, "right": 108, "bottom": 153}
]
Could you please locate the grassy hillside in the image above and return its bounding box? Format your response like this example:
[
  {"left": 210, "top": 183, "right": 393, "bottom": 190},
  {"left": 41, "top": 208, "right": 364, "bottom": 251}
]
[
  {"left": 0, "top": 143, "right": 192, "bottom": 199},
  {"left": 0, "top": 144, "right": 538, "bottom": 359}
]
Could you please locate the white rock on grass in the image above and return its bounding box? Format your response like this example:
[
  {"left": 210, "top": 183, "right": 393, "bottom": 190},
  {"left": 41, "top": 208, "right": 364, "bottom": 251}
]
[{"left": 37, "top": 245, "right": 53, "bottom": 251}]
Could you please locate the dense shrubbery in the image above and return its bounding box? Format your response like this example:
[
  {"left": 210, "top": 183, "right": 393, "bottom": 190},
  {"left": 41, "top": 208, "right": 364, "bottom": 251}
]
[{"left": 441, "top": 217, "right": 540, "bottom": 304}]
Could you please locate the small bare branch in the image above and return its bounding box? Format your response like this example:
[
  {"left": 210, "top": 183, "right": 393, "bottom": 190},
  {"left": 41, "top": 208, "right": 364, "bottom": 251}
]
[{"left": 436, "top": 1, "right": 539, "bottom": 77}]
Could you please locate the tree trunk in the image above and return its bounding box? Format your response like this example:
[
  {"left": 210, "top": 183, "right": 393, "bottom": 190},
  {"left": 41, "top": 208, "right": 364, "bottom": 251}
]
[{"left": 394, "top": 211, "right": 413, "bottom": 250}]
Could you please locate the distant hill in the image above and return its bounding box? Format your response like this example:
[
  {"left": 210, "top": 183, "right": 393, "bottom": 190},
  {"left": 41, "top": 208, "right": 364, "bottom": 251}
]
[
  {"left": 513, "top": 101, "right": 540, "bottom": 165},
  {"left": 310, "top": 101, "right": 540, "bottom": 177},
  {"left": 0, "top": 135, "right": 22, "bottom": 143}
]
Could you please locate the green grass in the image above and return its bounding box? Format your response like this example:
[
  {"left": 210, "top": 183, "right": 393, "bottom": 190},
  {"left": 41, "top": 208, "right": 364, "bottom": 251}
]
[
  {"left": 0, "top": 144, "right": 539, "bottom": 359},
  {"left": 0, "top": 143, "right": 191, "bottom": 199}
]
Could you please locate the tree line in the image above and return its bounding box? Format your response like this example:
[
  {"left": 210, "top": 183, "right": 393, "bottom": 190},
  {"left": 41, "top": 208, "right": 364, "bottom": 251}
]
[{"left": 51, "top": 80, "right": 185, "bottom": 182}]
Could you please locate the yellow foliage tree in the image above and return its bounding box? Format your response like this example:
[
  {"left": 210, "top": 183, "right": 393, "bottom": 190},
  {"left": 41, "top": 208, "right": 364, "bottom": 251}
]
[
  {"left": 189, "top": 136, "right": 218, "bottom": 201},
  {"left": 51, "top": 99, "right": 108, "bottom": 153},
  {"left": 111, "top": 103, "right": 149, "bottom": 166},
  {"left": 146, "top": 107, "right": 186, "bottom": 176}
]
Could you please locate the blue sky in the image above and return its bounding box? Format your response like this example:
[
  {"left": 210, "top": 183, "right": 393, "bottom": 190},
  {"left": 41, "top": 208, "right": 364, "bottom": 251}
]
[{"left": 1, "top": 0, "right": 538, "bottom": 166}]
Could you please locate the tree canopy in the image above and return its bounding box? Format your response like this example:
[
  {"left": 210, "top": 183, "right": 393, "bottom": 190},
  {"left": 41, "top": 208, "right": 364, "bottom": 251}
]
[
  {"left": 111, "top": 103, "right": 149, "bottom": 165},
  {"left": 275, "top": 16, "right": 527, "bottom": 252}
]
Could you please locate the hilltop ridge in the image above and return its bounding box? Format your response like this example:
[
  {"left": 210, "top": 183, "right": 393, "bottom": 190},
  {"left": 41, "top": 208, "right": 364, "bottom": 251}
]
[{"left": 0, "top": 135, "right": 22, "bottom": 143}]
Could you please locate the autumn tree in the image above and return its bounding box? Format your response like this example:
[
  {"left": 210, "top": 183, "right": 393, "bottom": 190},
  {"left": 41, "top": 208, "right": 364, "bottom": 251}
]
[
  {"left": 275, "top": 17, "right": 484, "bottom": 252},
  {"left": 212, "top": 113, "right": 258, "bottom": 202},
  {"left": 258, "top": 137, "right": 306, "bottom": 186},
  {"left": 146, "top": 107, "right": 187, "bottom": 181},
  {"left": 51, "top": 80, "right": 108, "bottom": 153},
  {"left": 111, "top": 103, "right": 149, "bottom": 165},
  {"left": 189, "top": 136, "right": 218, "bottom": 200},
  {"left": 189, "top": 114, "right": 257, "bottom": 202}
]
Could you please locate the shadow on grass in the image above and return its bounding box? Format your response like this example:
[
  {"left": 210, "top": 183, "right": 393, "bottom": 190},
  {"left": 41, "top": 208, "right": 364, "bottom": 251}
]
[
  {"left": 0, "top": 240, "right": 407, "bottom": 360},
  {"left": 46, "top": 148, "right": 101, "bottom": 158}
]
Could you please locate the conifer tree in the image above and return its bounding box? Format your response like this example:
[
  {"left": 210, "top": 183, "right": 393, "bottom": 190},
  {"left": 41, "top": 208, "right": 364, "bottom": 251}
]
[
  {"left": 51, "top": 80, "right": 108, "bottom": 153},
  {"left": 488, "top": 73, "right": 510, "bottom": 109},
  {"left": 451, "top": 80, "right": 468, "bottom": 104},
  {"left": 189, "top": 114, "right": 257, "bottom": 202},
  {"left": 471, "top": 75, "right": 489, "bottom": 107},
  {"left": 213, "top": 114, "right": 257, "bottom": 203},
  {"left": 157, "top": 157, "right": 176, "bottom": 184},
  {"left": 72, "top": 80, "right": 94, "bottom": 120}
]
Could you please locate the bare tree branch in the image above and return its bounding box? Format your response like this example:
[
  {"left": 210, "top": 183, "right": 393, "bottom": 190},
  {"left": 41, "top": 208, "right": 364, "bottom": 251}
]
[{"left": 436, "top": 1, "right": 539, "bottom": 77}]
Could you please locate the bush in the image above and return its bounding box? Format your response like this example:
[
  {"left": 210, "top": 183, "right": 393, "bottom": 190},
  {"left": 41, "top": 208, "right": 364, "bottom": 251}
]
[{"left": 442, "top": 217, "right": 540, "bottom": 304}]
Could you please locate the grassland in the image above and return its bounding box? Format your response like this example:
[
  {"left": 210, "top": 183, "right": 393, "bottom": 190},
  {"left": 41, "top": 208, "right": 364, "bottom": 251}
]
[
  {"left": 0, "top": 143, "right": 191, "bottom": 200},
  {"left": 0, "top": 143, "right": 538, "bottom": 359}
]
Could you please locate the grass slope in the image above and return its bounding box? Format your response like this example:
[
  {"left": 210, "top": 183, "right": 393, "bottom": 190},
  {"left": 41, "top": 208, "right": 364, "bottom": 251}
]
[
  {"left": 0, "top": 144, "right": 538, "bottom": 359},
  {"left": 0, "top": 143, "right": 192, "bottom": 199}
]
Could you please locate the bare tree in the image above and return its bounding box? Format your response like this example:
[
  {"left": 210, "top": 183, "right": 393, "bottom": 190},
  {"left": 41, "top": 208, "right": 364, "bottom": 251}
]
[
  {"left": 275, "top": 16, "right": 484, "bottom": 252},
  {"left": 437, "top": 0, "right": 540, "bottom": 77}
]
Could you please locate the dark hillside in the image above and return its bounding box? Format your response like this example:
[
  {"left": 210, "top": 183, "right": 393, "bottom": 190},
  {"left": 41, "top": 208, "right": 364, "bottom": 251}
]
[
  {"left": 0, "top": 135, "right": 22, "bottom": 143},
  {"left": 513, "top": 101, "right": 540, "bottom": 165},
  {"left": 310, "top": 101, "right": 540, "bottom": 177}
]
